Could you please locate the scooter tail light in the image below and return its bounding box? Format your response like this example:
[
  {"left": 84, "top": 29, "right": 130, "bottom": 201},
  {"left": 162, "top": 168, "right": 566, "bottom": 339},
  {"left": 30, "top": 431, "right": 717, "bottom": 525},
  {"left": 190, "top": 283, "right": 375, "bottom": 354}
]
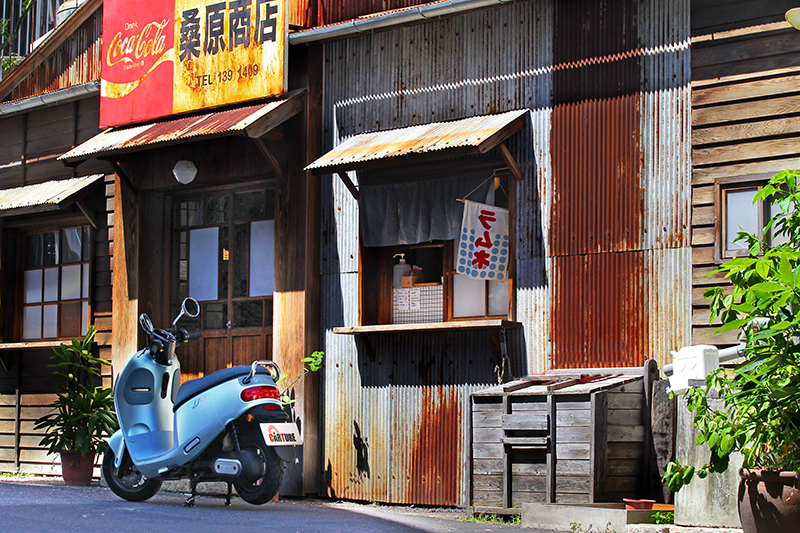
[{"left": 240, "top": 385, "right": 281, "bottom": 403}]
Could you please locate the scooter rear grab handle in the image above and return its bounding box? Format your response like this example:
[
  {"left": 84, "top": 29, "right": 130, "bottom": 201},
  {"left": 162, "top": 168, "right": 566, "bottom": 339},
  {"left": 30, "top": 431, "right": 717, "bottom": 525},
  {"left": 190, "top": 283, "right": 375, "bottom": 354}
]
[{"left": 243, "top": 360, "right": 281, "bottom": 384}]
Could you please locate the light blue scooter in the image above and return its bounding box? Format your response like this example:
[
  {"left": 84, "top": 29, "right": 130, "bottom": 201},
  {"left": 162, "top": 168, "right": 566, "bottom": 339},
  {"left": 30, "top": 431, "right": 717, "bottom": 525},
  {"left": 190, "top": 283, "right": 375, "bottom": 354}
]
[{"left": 103, "top": 298, "right": 300, "bottom": 506}]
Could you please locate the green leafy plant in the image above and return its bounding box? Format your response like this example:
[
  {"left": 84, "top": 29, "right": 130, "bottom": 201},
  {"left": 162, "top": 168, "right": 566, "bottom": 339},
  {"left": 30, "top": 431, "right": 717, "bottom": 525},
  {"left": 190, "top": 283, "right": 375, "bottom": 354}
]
[
  {"left": 650, "top": 510, "right": 674, "bottom": 525},
  {"left": 0, "top": 0, "right": 33, "bottom": 70},
  {"left": 277, "top": 350, "right": 324, "bottom": 406},
  {"left": 664, "top": 169, "right": 800, "bottom": 492},
  {"left": 33, "top": 326, "right": 119, "bottom": 456}
]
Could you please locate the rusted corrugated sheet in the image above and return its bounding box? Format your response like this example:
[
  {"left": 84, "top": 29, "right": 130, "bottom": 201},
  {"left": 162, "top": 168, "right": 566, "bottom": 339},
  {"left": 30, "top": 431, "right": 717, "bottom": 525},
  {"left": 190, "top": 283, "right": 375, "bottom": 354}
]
[
  {"left": 319, "top": 0, "right": 691, "bottom": 507},
  {"left": 307, "top": 109, "right": 527, "bottom": 173},
  {"left": 0, "top": 174, "right": 103, "bottom": 215},
  {"left": 550, "top": 95, "right": 643, "bottom": 256},
  {"left": 551, "top": 252, "right": 647, "bottom": 368},
  {"left": 60, "top": 91, "right": 302, "bottom": 162},
  {"left": 9, "top": 6, "right": 102, "bottom": 102}
]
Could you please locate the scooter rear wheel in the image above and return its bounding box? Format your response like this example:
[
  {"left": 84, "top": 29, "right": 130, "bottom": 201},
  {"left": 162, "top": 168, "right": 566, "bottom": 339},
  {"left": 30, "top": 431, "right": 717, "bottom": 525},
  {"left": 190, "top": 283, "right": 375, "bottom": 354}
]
[
  {"left": 102, "top": 447, "right": 162, "bottom": 502},
  {"left": 233, "top": 423, "right": 284, "bottom": 504}
]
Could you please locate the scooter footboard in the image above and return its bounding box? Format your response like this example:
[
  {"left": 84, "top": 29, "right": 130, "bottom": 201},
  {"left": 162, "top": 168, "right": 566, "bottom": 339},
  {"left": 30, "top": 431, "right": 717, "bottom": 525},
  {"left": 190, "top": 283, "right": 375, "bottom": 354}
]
[{"left": 107, "top": 430, "right": 126, "bottom": 468}]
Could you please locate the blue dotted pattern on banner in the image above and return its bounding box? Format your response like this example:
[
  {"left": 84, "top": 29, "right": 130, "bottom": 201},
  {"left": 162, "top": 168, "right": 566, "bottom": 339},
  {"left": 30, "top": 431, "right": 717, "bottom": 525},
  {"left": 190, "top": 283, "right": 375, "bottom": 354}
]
[{"left": 456, "top": 227, "right": 509, "bottom": 281}]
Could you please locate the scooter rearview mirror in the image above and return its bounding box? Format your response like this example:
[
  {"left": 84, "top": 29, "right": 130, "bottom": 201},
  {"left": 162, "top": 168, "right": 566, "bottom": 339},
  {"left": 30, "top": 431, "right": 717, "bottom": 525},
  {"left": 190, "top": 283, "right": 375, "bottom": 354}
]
[
  {"left": 139, "top": 313, "right": 154, "bottom": 334},
  {"left": 172, "top": 297, "right": 200, "bottom": 328},
  {"left": 183, "top": 297, "right": 200, "bottom": 318}
]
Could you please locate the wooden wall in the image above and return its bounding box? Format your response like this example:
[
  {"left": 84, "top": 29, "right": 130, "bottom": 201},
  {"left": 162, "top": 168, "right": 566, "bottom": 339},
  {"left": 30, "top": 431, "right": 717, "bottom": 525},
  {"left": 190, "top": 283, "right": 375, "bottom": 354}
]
[
  {"left": 0, "top": 96, "right": 111, "bottom": 474},
  {"left": 0, "top": 97, "right": 107, "bottom": 189},
  {"left": 691, "top": 0, "right": 800, "bottom": 345}
]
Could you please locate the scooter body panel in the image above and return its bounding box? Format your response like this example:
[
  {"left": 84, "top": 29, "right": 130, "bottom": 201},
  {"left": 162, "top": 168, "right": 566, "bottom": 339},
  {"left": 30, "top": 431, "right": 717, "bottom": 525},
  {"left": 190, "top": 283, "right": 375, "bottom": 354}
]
[{"left": 114, "top": 348, "right": 282, "bottom": 479}]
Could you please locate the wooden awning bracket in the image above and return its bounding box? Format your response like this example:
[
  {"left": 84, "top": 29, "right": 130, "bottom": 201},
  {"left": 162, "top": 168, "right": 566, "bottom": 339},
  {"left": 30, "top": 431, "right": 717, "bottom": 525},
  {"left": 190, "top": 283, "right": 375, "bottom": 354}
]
[
  {"left": 497, "top": 142, "right": 524, "bottom": 181},
  {"left": 0, "top": 352, "right": 8, "bottom": 373},
  {"left": 253, "top": 137, "right": 284, "bottom": 178},
  {"left": 110, "top": 161, "right": 138, "bottom": 197},
  {"left": 337, "top": 171, "right": 360, "bottom": 201},
  {"left": 75, "top": 199, "right": 99, "bottom": 230}
]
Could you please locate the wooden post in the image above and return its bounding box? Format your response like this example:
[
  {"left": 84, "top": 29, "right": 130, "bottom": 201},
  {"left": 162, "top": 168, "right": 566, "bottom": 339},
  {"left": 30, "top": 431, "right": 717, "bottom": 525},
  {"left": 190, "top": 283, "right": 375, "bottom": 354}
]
[
  {"left": 546, "top": 394, "right": 556, "bottom": 503},
  {"left": 502, "top": 393, "right": 510, "bottom": 510},
  {"left": 14, "top": 354, "right": 20, "bottom": 470},
  {"left": 111, "top": 173, "right": 139, "bottom": 375},
  {"left": 590, "top": 390, "right": 608, "bottom": 502}
]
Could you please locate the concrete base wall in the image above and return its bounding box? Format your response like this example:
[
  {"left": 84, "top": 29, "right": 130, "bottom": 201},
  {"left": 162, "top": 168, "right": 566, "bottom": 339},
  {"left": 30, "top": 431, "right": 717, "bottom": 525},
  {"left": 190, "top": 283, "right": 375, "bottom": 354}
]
[
  {"left": 521, "top": 503, "right": 655, "bottom": 532},
  {"left": 674, "top": 397, "right": 741, "bottom": 528}
]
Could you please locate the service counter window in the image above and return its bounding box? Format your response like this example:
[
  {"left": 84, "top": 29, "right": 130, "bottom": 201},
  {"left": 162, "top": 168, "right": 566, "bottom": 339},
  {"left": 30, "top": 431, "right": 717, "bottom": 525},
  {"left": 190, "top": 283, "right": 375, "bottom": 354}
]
[
  {"left": 22, "top": 226, "right": 91, "bottom": 340},
  {"left": 358, "top": 168, "right": 512, "bottom": 326}
]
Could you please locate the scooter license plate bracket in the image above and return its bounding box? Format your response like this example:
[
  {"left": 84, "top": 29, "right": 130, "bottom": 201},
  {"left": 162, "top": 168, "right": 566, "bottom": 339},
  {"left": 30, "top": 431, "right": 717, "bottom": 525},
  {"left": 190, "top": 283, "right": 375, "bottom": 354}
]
[{"left": 260, "top": 422, "right": 302, "bottom": 446}]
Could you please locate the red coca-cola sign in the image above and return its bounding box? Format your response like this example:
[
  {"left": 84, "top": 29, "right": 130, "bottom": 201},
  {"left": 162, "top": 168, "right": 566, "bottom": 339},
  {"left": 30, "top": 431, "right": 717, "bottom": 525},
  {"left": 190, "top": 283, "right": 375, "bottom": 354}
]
[{"left": 100, "top": 0, "right": 286, "bottom": 128}]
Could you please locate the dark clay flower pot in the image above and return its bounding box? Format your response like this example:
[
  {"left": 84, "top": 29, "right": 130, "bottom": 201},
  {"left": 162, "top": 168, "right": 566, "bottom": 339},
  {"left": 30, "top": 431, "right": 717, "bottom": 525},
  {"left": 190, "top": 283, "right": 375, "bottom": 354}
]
[
  {"left": 60, "top": 450, "right": 95, "bottom": 486},
  {"left": 738, "top": 468, "right": 800, "bottom": 533}
]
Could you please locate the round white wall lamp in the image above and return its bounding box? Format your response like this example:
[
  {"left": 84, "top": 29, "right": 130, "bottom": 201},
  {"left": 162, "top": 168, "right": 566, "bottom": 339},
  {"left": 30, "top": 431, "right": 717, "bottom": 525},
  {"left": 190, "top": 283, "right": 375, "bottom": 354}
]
[
  {"left": 173, "top": 160, "right": 198, "bottom": 185},
  {"left": 787, "top": 8, "right": 800, "bottom": 30}
]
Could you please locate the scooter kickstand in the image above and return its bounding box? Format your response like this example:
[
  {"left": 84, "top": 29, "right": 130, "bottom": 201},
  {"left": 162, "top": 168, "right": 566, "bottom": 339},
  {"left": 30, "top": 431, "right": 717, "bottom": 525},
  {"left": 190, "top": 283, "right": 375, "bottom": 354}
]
[
  {"left": 225, "top": 482, "right": 233, "bottom": 506},
  {"left": 184, "top": 478, "right": 199, "bottom": 507}
]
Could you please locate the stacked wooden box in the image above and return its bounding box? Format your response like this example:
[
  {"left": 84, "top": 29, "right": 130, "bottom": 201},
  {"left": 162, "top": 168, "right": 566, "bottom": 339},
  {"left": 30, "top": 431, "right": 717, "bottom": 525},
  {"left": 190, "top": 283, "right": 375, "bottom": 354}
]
[{"left": 470, "top": 372, "right": 647, "bottom": 512}]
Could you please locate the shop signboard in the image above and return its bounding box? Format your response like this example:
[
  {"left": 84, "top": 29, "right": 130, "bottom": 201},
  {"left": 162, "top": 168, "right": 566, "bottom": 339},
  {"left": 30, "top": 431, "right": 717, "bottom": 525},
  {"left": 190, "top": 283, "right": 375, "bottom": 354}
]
[{"left": 100, "top": 0, "right": 286, "bottom": 128}]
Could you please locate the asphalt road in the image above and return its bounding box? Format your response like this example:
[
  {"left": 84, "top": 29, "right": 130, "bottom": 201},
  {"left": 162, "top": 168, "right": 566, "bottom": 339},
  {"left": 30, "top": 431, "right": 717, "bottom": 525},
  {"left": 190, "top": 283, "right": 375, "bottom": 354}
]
[{"left": 0, "top": 480, "right": 535, "bottom": 533}]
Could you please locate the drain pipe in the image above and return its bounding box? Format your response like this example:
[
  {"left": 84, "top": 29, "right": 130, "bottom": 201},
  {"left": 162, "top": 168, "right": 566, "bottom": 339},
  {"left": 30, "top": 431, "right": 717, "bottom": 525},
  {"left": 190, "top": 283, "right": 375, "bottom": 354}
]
[
  {"left": 0, "top": 81, "right": 100, "bottom": 116},
  {"left": 289, "top": 0, "right": 518, "bottom": 44}
]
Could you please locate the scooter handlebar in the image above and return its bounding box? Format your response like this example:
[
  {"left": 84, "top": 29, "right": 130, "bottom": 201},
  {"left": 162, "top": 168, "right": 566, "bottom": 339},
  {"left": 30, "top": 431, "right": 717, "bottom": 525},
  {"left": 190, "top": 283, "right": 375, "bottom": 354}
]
[{"left": 187, "top": 330, "right": 203, "bottom": 339}]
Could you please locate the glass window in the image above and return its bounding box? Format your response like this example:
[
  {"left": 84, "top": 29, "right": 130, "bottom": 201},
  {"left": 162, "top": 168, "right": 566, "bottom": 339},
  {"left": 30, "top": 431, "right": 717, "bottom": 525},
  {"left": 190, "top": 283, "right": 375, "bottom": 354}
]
[
  {"left": 176, "top": 187, "right": 274, "bottom": 335},
  {"left": 189, "top": 227, "right": 220, "bottom": 302},
  {"left": 724, "top": 188, "right": 759, "bottom": 253},
  {"left": 22, "top": 226, "right": 91, "bottom": 340},
  {"left": 249, "top": 220, "right": 274, "bottom": 297}
]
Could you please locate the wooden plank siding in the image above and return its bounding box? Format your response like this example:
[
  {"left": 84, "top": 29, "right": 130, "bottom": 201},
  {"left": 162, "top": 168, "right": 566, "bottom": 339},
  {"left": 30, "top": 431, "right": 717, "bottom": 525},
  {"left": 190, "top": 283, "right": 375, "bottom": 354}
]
[
  {"left": 690, "top": 0, "right": 800, "bottom": 346},
  {"left": 470, "top": 378, "right": 646, "bottom": 510},
  {"left": 0, "top": 94, "right": 111, "bottom": 474}
]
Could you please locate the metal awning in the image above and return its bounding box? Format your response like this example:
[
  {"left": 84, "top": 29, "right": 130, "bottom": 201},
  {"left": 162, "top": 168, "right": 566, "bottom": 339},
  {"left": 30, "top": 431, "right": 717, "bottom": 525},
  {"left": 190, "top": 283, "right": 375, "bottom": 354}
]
[
  {"left": 0, "top": 174, "right": 103, "bottom": 217},
  {"left": 59, "top": 89, "right": 305, "bottom": 166},
  {"left": 305, "top": 109, "right": 528, "bottom": 199}
]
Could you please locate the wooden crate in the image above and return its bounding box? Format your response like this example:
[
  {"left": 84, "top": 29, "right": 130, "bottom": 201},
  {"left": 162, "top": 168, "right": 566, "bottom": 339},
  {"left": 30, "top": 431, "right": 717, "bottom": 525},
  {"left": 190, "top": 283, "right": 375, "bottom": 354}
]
[{"left": 469, "top": 372, "right": 648, "bottom": 513}]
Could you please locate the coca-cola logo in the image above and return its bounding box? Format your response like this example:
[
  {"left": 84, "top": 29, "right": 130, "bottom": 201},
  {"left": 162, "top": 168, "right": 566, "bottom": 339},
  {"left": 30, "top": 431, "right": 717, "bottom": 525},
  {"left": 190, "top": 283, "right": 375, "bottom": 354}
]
[{"left": 106, "top": 19, "right": 170, "bottom": 70}]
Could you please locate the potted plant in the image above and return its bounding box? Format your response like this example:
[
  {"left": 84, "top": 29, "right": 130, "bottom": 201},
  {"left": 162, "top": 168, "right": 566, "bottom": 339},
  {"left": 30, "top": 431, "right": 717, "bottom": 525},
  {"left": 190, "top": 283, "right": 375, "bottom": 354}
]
[
  {"left": 33, "top": 325, "right": 118, "bottom": 485},
  {"left": 664, "top": 170, "right": 800, "bottom": 533}
]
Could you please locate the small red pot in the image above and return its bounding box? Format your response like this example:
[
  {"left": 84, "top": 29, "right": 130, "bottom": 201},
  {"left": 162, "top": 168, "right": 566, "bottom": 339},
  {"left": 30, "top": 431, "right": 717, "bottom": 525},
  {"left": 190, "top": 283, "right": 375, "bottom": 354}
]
[
  {"left": 60, "top": 450, "right": 95, "bottom": 486},
  {"left": 623, "top": 499, "right": 655, "bottom": 510}
]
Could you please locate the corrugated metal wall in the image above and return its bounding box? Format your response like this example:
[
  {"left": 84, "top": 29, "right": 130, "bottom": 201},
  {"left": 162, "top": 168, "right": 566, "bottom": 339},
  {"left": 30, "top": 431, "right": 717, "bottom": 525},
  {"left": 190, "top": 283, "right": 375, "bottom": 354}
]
[
  {"left": 8, "top": 6, "right": 102, "bottom": 101},
  {"left": 319, "top": 0, "right": 690, "bottom": 505}
]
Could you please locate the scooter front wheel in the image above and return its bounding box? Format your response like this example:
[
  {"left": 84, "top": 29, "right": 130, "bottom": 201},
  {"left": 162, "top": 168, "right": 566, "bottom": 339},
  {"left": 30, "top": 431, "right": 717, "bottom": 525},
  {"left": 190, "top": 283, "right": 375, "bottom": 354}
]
[
  {"left": 233, "top": 422, "right": 284, "bottom": 504},
  {"left": 102, "top": 447, "right": 162, "bottom": 502}
]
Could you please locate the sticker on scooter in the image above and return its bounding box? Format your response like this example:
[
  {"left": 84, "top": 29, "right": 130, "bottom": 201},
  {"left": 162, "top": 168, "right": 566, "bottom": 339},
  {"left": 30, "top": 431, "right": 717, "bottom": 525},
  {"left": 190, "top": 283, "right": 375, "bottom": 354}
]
[{"left": 262, "top": 422, "right": 303, "bottom": 446}]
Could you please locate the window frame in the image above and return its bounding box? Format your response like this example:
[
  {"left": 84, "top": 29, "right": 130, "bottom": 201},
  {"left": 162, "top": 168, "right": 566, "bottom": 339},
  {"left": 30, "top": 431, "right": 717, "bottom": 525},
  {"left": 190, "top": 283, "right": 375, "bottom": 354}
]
[
  {"left": 357, "top": 164, "right": 515, "bottom": 327},
  {"left": 714, "top": 175, "right": 772, "bottom": 263},
  {"left": 172, "top": 182, "right": 276, "bottom": 332},
  {"left": 19, "top": 224, "right": 93, "bottom": 341}
]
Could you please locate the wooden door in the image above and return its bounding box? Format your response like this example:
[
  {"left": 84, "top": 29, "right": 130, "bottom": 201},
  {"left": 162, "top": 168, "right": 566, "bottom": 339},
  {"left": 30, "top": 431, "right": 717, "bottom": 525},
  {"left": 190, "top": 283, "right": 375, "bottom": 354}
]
[{"left": 172, "top": 185, "right": 275, "bottom": 380}]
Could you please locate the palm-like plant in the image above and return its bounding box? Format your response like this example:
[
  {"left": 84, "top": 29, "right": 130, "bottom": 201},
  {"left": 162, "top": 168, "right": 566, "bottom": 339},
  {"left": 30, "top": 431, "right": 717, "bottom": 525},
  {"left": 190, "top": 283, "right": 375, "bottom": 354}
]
[{"left": 34, "top": 325, "right": 118, "bottom": 456}]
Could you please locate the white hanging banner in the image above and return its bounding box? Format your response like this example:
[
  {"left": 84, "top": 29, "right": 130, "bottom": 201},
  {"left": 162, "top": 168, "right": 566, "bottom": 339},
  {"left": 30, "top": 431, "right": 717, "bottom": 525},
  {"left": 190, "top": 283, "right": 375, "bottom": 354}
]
[{"left": 456, "top": 200, "right": 510, "bottom": 282}]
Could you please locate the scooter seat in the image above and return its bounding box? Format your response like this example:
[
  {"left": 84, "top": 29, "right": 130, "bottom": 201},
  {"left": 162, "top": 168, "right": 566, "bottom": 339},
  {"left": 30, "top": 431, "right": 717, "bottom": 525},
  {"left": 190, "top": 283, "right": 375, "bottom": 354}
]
[{"left": 173, "top": 365, "right": 273, "bottom": 412}]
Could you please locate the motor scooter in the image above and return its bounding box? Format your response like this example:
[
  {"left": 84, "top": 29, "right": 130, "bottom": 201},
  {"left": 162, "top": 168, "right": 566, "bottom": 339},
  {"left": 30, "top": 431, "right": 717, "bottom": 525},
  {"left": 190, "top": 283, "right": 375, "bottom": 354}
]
[{"left": 103, "top": 297, "right": 300, "bottom": 506}]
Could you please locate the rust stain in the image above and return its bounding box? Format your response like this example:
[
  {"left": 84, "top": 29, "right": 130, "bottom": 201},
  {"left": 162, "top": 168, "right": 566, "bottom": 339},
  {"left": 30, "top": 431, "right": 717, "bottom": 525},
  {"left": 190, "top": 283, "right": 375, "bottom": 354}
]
[
  {"left": 407, "top": 386, "right": 459, "bottom": 505},
  {"left": 551, "top": 252, "right": 647, "bottom": 369},
  {"left": 11, "top": 8, "right": 102, "bottom": 102},
  {"left": 550, "top": 95, "right": 643, "bottom": 256}
]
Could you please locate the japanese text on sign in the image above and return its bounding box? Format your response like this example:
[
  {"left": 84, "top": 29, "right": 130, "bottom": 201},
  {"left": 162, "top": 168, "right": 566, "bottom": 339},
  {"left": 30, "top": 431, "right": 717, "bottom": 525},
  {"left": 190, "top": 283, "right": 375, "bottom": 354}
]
[{"left": 457, "top": 200, "right": 509, "bottom": 282}]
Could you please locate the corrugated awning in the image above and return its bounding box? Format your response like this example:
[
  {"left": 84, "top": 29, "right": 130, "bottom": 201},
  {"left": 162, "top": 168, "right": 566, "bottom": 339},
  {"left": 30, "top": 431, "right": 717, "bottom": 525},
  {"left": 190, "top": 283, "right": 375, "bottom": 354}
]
[
  {"left": 305, "top": 109, "right": 528, "bottom": 175},
  {"left": 0, "top": 174, "right": 103, "bottom": 216},
  {"left": 59, "top": 89, "right": 305, "bottom": 164}
]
